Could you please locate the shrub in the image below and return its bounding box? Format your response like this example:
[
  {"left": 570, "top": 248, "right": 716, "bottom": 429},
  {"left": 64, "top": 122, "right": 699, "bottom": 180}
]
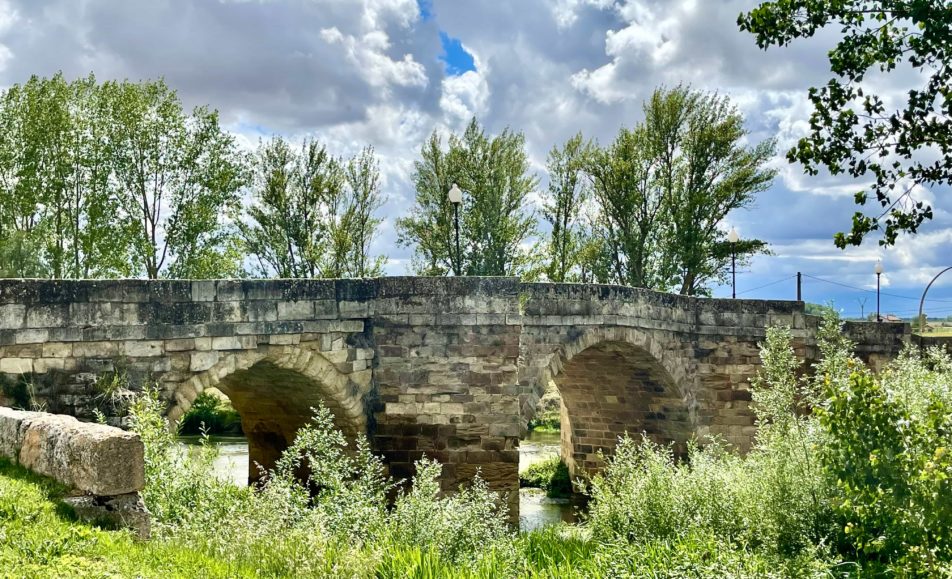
[
  {"left": 819, "top": 349, "right": 952, "bottom": 574},
  {"left": 387, "top": 458, "right": 513, "bottom": 566},
  {"left": 519, "top": 456, "right": 572, "bottom": 498},
  {"left": 178, "top": 392, "right": 243, "bottom": 436},
  {"left": 585, "top": 321, "right": 835, "bottom": 560}
]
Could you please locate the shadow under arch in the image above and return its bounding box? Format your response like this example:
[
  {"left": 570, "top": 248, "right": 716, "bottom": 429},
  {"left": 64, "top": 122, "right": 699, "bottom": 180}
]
[
  {"left": 167, "top": 344, "right": 370, "bottom": 484},
  {"left": 528, "top": 326, "right": 697, "bottom": 479}
]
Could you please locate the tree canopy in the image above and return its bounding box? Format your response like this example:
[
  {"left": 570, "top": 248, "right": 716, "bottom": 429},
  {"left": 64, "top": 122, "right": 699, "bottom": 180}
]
[
  {"left": 396, "top": 118, "right": 538, "bottom": 277},
  {"left": 554, "top": 87, "right": 774, "bottom": 295},
  {"left": 739, "top": 0, "right": 952, "bottom": 247}
]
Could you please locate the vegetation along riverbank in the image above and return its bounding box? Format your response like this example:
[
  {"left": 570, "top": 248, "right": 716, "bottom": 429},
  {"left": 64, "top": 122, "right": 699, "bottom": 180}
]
[{"left": 0, "top": 314, "right": 949, "bottom": 577}]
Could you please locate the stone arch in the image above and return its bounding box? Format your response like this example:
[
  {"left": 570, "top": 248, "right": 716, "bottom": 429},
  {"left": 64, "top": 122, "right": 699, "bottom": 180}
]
[
  {"left": 166, "top": 344, "right": 371, "bottom": 482},
  {"left": 525, "top": 326, "right": 697, "bottom": 478}
]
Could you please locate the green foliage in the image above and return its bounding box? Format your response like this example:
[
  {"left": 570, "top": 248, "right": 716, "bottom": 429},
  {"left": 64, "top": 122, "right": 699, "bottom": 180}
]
[
  {"left": 585, "top": 321, "right": 835, "bottom": 561},
  {"left": 585, "top": 86, "right": 774, "bottom": 294},
  {"left": 241, "top": 137, "right": 387, "bottom": 279},
  {"left": 739, "top": 1, "right": 952, "bottom": 247},
  {"left": 527, "top": 406, "right": 560, "bottom": 433},
  {"left": 818, "top": 348, "right": 952, "bottom": 574},
  {"left": 0, "top": 73, "right": 244, "bottom": 280},
  {"left": 105, "top": 78, "right": 246, "bottom": 279},
  {"left": 519, "top": 456, "right": 572, "bottom": 499},
  {"left": 178, "top": 392, "right": 243, "bottom": 436},
  {"left": 389, "top": 458, "right": 512, "bottom": 566},
  {"left": 541, "top": 133, "right": 596, "bottom": 283},
  {"left": 396, "top": 117, "right": 538, "bottom": 277},
  {"left": 18, "top": 334, "right": 952, "bottom": 576},
  {"left": 0, "top": 374, "right": 33, "bottom": 410}
]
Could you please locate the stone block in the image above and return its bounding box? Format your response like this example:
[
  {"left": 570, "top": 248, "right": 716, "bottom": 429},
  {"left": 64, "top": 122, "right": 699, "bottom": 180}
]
[
  {"left": 211, "top": 336, "right": 243, "bottom": 350},
  {"left": 72, "top": 341, "right": 119, "bottom": 358},
  {"left": 2, "top": 409, "right": 144, "bottom": 495},
  {"left": 33, "top": 358, "right": 65, "bottom": 373},
  {"left": 15, "top": 328, "right": 49, "bottom": 344},
  {"left": 63, "top": 492, "right": 151, "bottom": 539},
  {"left": 191, "top": 281, "right": 217, "bottom": 302},
  {"left": 0, "top": 304, "right": 26, "bottom": 330},
  {"left": 0, "top": 357, "right": 32, "bottom": 374},
  {"left": 277, "top": 301, "right": 314, "bottom": 320},
  {"left": 190, "top": 351, "right": 220, "bottom": 372},
  {"left": 165, "top": 338, "right": 195, "bottom": 352},
  {"left": 122, "top": 341, "right": 164, "bottom": 357},
  {"left": 26, "top": 304, "right": 69, "bottom": 328}
]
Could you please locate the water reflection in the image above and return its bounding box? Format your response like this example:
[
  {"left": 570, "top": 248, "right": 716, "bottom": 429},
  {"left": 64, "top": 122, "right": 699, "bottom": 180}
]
[
  {"left": 178, "top": 435, "right": 249, "bottom": 487},
  {"left": 176, "top": 430, "right": 576, "bottom": 532},
  {"left": 518, "top": 430, "right": 576, "bottom": 532}
]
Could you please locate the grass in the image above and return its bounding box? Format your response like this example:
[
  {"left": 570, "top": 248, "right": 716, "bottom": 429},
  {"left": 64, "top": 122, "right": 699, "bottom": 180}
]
[
  {"left": 0, "top": 455, "right": 817, "bottom": 578},
  {"left": 918, "top": 327, "right": 952, "bottom": 337},
  {"left": 0, "top": 458, "right": 265, "bottom": 578}
]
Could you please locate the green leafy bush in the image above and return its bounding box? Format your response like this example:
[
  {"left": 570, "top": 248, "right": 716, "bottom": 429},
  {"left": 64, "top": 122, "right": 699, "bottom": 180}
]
[
  {"left": 519, "top": 456, "right": 572, "bottom": 498},
  {"left": 819, "top": 347, "right": 952, "bottom": 574},
  {"left": 178, "top": 392, "right": 243, "bottom": 436},
  {"left": 585, "top": 322, "right": 835, "bottom": 560}
]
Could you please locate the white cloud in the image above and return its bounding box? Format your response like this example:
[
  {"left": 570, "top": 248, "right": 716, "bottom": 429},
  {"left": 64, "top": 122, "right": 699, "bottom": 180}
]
[{"left": 0, "top": 0, "right": 947, "bottom": 302}]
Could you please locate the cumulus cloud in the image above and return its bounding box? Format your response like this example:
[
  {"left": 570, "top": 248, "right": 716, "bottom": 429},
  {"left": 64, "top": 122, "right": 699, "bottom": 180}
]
[{"left": 0, "top": 0, "right": 947, "bottom": 309}]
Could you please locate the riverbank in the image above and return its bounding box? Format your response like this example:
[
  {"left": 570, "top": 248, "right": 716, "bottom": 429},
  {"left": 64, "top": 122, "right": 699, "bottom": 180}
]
[{"left": 0, "top": 456, "right": 808, "bottom": 578}]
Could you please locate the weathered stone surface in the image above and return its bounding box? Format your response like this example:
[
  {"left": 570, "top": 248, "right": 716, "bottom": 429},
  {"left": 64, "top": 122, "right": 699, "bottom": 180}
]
[
  {"left": 64, "top": 492, "right": 151, "bottom": 539},
  {"left": 0, "top": 408, "right": 144, "bottom": 495},
  {"left": 0, "top": 277, "right": 911, "bottom": 522}
]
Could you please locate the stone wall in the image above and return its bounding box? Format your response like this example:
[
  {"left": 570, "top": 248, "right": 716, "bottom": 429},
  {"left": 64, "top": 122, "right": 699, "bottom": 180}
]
[
  {"left": 0, "top": 277, "right": 912, "bottom": 518},
  {"left": 0, "top": 406, "right": 148, "bottom": 537},
  {"left": 917, "top": 334, "right": 952, "bottom": 355}
]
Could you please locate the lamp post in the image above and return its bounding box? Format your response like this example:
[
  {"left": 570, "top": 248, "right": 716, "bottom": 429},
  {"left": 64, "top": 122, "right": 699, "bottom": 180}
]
[
  {"left": 728, "top": 227, "right": 739, "bottom": 299},
  {"left": 448, "top": 183, "right": 463, "bottom": 276},
  {"left": 875, "top": 260, "right": 883, "bottom": 322}
]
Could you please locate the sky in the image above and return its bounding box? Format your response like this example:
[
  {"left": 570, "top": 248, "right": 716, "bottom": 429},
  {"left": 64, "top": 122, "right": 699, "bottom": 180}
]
[{"left": 1, "top": 0, "right": 950, "bottom": 319}]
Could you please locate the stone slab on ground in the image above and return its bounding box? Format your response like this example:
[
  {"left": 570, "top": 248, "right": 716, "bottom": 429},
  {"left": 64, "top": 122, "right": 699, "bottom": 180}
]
[{"left": 0, "top": 406, "right": 144, "bottom": 496}]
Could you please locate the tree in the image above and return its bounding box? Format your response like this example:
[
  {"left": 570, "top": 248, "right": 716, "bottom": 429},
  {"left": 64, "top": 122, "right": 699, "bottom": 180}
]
[
  {"left": 587, "top": 124, "right": 671, "bottom": 289},
  {"left": 664, "top": 90, "right": 775, "bottom": 295},
  {"left": 0, "top": 73, "right": 132, "bottom": 279},
  {"left": 586, "top": 87, "right": 773, "bottom": 295},
  {"left": 541, "top": 133, "right": 593, "bottom": 282},
  {"left": 241, "top": 137, "right": 387, "bottom": 278},
  {"left": 341, "top": 146, "right": 387, "bottom": 278},
  {"left": 739, "top": 1, "right": 952, "bottom": 247},
  {"left": 104, "top": 79, "right": 245, "bottom": 279},
  {"left": 397, "top": 118, "right": 538, "bottom": 277}
]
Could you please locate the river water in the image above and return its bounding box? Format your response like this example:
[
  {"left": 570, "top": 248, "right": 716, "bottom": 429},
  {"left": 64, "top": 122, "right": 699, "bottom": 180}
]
[{"left": 178, "top": 430, "right": 575, "bottom": 532}]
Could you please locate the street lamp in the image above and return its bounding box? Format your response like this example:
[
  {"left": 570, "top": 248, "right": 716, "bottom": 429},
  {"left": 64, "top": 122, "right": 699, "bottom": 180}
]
[
  {"left": 448, "top": 183, "right": 463, "bottom": 276},
  {"left": 875, "top": 260, "right": 883, "bottom": 322},
  {"left": 727, "top": 227, "right": 739, "bottom": 299}
]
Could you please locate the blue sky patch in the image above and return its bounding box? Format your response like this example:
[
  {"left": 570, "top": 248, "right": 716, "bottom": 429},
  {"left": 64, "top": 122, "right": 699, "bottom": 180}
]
[
  {"left": 417, "top": 0, "right": 432, "bottom": 21},
  {"left": 439, "top": 31, "right": 476, "bottom": 76}
]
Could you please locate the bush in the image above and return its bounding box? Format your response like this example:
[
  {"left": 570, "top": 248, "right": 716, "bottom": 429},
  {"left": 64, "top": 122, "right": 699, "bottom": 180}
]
[
  {"left": 519, "top": 456, "right": 572, "bottom": 498},
  {"left": 585, "top": 322, "right": 834, "bottom": 560},
  {"left": 178, "top": 392, "right": 243, "bottom": 436},
  {"left": 819, "top": 347, "right": 952, "bottom": 574}
]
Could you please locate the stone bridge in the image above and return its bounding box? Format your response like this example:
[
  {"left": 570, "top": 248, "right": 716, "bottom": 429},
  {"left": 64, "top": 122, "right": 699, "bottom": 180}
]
[{"left": 0, "top": 277, "right": 909, "bottom": 515}]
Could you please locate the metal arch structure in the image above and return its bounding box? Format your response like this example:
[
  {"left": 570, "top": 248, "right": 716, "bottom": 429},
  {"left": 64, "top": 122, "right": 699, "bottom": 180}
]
[{"left": 918, "top": 266, "right": 952, "bottom": 339}]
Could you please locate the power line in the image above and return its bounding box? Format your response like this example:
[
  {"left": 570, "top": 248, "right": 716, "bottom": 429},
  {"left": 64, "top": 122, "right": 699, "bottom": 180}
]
[
  {"left": 736, "top": 274, "right": 797, "bottom": 297},
  {"left": 801, "top": 273, "right": 952, "bottom": 303}
]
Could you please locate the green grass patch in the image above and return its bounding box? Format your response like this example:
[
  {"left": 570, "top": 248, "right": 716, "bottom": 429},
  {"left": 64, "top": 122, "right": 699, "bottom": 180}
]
[{"left": 527, "top": 407, "right": 560, "bottom": 433}]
